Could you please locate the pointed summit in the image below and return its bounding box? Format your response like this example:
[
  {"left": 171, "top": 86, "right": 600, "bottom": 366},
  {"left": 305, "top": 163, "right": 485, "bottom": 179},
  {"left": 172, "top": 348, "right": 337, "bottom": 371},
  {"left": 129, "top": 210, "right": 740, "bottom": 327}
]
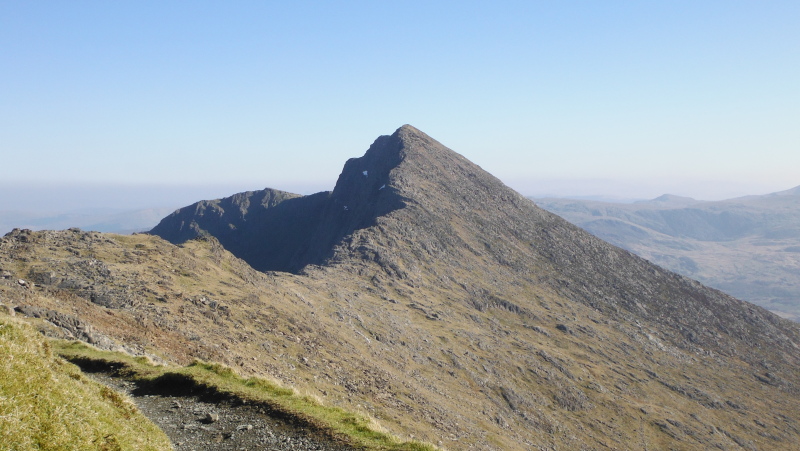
[
  {"left": 149, "top": 124, "right": 453, "bottom": 273},
  {"left": 301, "top": 124, "right": 538, "bottom": 277},
  {"left": 396, "top": 123, "right": 424, "bottom": 135},
  {"left": 332, "top": 123, "right": 462, "bottom": 199},
  {"left": 151, "top": 125, "right": 799, "bottom": 369},
  {"left": 149, "top": 124, "right": 520, "bottom": 273}
]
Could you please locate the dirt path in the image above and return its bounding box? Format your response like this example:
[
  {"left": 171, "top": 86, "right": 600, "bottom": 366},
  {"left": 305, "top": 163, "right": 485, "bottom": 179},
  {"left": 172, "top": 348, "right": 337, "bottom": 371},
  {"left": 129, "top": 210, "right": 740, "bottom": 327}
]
[{"left": 90, "top": 373, "right": 357, "bottom": 451}]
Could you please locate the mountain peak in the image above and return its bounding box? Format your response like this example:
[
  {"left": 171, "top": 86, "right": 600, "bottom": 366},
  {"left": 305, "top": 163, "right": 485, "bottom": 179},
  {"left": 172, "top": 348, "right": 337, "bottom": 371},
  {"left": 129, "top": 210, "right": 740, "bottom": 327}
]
[
  {"left": 150, "top": 125, "right": 524, "bottom": 273},
  {"left": 640, "top": 193, "right": 700, "bottom": 206},
  {"left": 393, "top": 123, "right": 436, "bottom": 146},
  {"left": 350, "top": 124, "right": 445, "bottom": 178},
  {"left": 395, "top": 123, "right": 423, "bottom": 135}
]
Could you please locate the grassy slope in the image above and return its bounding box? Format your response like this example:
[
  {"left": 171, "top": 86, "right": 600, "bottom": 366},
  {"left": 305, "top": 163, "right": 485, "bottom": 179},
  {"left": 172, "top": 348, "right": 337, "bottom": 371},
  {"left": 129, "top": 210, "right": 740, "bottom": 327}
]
[{"left": 0, "top": 311, "right": 172, "bottom": 451}]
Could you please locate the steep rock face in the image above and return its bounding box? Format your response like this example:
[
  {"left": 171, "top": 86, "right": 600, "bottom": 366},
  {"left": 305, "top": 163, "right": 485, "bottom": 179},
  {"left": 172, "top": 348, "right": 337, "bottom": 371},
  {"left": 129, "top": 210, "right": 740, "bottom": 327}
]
[
  {"left": 150, "top": 134, "right": 410, "bottom": 272},
  {"left": 150, "top": 188, "right": 331, "bottom": 272},
  {"left": 300, "top": 126, "right": 800, "bottom": 367},
  {"left": 152, "top": 125, "right": 800, "bottom": 367},
  {"left": 324, "top": 124, "right": 542, "bottom": 272}
]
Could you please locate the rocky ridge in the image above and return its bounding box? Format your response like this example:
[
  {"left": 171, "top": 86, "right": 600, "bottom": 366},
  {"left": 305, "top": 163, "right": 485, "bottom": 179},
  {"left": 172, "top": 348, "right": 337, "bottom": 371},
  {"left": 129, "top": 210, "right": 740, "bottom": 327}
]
[
  {"left": 3, "top": 125, "right": 800, "bottom": 450},
  {"left": 154, "top": 125, "right": 800, "bottom": 366}
]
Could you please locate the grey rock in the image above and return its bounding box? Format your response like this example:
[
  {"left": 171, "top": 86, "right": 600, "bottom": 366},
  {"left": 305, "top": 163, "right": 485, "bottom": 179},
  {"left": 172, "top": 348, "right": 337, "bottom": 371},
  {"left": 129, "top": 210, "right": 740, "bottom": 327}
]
[{"left": 13, "top": 305, "right": 117, "bottom": 350}]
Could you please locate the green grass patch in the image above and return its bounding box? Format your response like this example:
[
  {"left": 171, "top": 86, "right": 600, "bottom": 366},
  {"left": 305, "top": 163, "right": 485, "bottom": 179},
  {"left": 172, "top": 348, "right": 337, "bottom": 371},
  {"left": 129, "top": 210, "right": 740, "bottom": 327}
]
[
  {"left": 0, "top": 314, "right": 172, "bottom": 450},
  {"left": 54, "top": 341, "right": 437, "bottom": 451}
]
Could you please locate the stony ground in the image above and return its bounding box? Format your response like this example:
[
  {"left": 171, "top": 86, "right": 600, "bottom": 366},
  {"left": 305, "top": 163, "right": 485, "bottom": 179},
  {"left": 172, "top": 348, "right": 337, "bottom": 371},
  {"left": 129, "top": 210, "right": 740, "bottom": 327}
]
[{"left": 89, "top": 373, "right": 356, "bottom": 451}]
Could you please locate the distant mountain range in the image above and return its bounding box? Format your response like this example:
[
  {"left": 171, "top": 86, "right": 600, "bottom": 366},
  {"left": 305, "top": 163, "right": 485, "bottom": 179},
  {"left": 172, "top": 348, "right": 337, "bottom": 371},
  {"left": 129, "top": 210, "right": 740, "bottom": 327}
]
[{"left": 535, "top": 186, "right": 800, "bottom": 321}]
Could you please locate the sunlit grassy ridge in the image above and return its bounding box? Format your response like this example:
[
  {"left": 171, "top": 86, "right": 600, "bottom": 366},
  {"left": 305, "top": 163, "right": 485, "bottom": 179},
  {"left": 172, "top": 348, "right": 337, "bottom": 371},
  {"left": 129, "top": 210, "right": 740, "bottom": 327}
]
[
  {"left": 54, "top": 340, "right": 438, "bottom": 451},
  {"left": 0, "top": 312, "right": 172, "bottom": 451}
]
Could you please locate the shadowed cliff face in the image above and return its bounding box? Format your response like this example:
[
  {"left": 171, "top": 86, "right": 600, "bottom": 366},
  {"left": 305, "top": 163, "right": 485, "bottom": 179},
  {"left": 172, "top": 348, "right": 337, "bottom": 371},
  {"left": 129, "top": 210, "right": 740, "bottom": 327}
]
[
  {"left": 149, "top": 129, "right": 413, "bottom": 272},
  {"left": 150, "top": 124, "right": 513, "bottom": 272},
  {"left": 149, "top": 188, "right": 327, "bottom": 272},
  {"left": 285, "top": 131, "right": 408, "bottom": 271}
]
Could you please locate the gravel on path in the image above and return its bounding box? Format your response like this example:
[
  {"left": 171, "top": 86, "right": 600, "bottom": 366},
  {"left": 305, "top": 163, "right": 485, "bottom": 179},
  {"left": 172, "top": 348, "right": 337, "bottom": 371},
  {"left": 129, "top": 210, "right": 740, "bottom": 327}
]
[{"left": 90, "top": 373, "right": 357, "bottom": 451}]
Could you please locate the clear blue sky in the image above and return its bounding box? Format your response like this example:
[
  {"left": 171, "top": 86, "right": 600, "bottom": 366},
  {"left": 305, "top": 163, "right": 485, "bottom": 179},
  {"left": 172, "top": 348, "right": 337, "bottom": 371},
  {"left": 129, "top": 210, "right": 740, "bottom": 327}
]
[{"left": 2, "top": 1, "right": 799, "bottom": 208}]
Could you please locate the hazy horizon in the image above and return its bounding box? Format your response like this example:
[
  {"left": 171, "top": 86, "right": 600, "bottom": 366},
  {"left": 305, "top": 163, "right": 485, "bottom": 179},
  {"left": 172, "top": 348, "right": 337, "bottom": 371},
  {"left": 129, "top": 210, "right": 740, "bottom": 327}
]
[
  {"left": 3, "top": 2, "right": 798, "bottom": 208},
  {"left": 1, "top": 177, "right": 796, "bottom": 216}
]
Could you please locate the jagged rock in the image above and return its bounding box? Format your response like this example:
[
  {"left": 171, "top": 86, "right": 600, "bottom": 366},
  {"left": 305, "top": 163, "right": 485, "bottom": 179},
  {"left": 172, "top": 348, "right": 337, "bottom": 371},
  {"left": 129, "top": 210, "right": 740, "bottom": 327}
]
[
  {"left": 29, "top": 270, "right": 59, "bottom": 286},
  {"left": 13, "top": 305, "right": 116, "bottom": 350}
]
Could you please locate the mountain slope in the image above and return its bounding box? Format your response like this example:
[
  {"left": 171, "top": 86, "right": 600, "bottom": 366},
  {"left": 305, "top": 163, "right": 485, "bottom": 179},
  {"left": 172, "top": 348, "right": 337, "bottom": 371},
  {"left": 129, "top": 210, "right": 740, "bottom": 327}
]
[
  {"left": 536, "top": 188, "right": 800, "bottom": 320},
  {"left": 3, "top": 125, "right": 800, "bottom": 450},
  {"left": 153, "top": 125, "right": 799, "bottom": 361}
]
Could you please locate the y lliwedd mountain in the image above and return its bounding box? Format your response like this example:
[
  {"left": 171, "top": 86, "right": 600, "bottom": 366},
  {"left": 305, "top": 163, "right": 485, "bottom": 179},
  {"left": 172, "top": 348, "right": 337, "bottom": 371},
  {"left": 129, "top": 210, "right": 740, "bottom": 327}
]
[{"left": 2, "top": 125, "right": 799, "bottom": 450}]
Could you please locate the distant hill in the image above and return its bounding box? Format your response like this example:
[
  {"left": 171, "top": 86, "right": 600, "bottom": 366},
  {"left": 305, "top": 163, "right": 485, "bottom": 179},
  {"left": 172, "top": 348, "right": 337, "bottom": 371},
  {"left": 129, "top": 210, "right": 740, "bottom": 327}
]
[
  {"left": 0, "top": 207, "right": 175, "bottom": 235},
  {"left": 3, "top": 125, "right": 800, "bottom": 449},
  {"left": 535, "top": 187, "right": 800, "bottom": 320}
]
